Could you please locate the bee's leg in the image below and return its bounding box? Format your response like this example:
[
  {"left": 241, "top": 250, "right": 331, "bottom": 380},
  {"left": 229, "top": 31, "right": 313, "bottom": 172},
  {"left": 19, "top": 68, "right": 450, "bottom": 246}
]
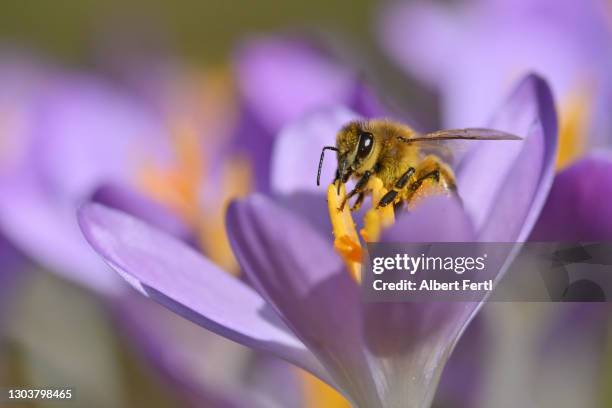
[
  {"left": 339, "top": 170, "right": 371, "bottom": 211},
  {"left": 410, "top": 169, "right": 441, "bottom": 192},
  {"left": 405, "top": 155, "right": 457, "bottom": 208},
  {"left": 376, "top": 167, "right": 416, "bottom": 208},
  {"left": 350, "top": 192, "right": 366, "bottom": 211}
]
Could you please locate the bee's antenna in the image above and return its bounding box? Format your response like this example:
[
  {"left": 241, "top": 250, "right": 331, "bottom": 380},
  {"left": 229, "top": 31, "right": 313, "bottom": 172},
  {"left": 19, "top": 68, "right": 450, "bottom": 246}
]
[{"left": 317, "top": 146, "right": 339, "bottom": 186}]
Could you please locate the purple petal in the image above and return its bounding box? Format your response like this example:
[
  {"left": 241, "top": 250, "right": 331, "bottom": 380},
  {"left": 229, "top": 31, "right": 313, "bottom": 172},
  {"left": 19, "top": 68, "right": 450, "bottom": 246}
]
[
  {"left": 434, "top": 315, "right": 488, "bottom": 408},
  {"left": 78, "top": 202, "right": 330, "bottom": 383},
  {"left": 230, "top": 104, "right": 276, "bottom": 192},
  {"left": 270, "top": 107, "right": 360, "bottom": 195},
  {"left": 91, "top": 183, "right": 193, "bottom": 243},
  {"left": 235, "top": 37, "right": 356, "bottom": 134},
  {"left": 383, "top": 196, "right": 475, "bottom": 242},
  {"left": 354, "top": 198, "right": 478, "bottom": 407},
  {"left": 0, "top": 177, "right": 123, "bottom": 294},
  {"left": 457, "top": 74, "right": 558, "bottom": 241},
  {"left": 32, "top": 75, "right": 171, "bottom": 198},
  {"left": 530, "top": 153, "right": 612, "bottom": 241},
  {"left": 226, "top": 194, "right": 382, "bottom": 406},
  {"left": 0, "top": 55, "right": 51, "bottom": 178}
]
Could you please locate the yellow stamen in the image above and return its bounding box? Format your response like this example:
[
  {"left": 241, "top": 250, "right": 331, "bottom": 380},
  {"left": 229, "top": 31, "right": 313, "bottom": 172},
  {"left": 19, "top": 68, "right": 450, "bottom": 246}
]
[
  {"left": 139, "top": 122, "right": 203, "bottom": 225},
  {"left": 327, "top": 176, "right": 397, "bottom": 283},
  {"left": 300, "top": 370, "right": 351, "bottom": 408},
  {"left": 360, "top": 177, "right": 394, "bottom": 243},
  {"left": 556, "top": 85, "right": 591, "bottom": 169},
  {"left": 199, "top": 156, "right": 252, "bottom": 273},
  {"left": 327, "top": 183, "right": 362, "bottom": 282}
]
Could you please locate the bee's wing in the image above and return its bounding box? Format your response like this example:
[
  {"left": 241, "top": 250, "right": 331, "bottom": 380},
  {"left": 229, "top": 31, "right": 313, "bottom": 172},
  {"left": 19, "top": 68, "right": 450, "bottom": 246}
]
[
  {"left": 399, "top": 128, "right": 522, "bottom": 164},
  {"left": 402, "top": 128, "right": 522, "bottom": 143}
]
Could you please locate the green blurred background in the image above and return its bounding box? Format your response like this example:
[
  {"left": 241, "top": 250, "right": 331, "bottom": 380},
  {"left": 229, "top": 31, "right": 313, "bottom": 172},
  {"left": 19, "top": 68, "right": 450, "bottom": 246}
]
[{"left": 0, "top": 0, "right": 377, "bottom": 63}]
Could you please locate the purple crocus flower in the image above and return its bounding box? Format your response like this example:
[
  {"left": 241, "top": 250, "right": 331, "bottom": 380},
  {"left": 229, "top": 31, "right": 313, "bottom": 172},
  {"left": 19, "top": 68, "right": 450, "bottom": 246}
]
[
  {"left": 79, "top": 73, "right": 557, "bottom": 407},
  {"left": 378, "top": 0, "right": 612, "bottom": 167}
]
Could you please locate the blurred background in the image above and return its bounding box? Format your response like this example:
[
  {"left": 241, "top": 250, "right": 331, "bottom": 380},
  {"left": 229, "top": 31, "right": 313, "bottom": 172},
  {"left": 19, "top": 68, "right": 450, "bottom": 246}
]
[{"left": 0, "top": 0, "right": 611, "bottom": 407}]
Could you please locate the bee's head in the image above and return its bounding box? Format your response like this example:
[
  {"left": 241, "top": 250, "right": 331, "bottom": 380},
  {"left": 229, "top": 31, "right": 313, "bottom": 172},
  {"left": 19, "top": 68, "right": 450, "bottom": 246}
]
[{"left": 317, "top": 120, "right": 375, "bottom": 192}]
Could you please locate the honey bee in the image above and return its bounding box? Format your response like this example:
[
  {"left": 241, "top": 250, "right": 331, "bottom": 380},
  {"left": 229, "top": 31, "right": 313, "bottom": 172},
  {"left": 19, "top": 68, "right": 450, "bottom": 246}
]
[{"left": 317, "top": 119, "right": 521, "bottom": 211}]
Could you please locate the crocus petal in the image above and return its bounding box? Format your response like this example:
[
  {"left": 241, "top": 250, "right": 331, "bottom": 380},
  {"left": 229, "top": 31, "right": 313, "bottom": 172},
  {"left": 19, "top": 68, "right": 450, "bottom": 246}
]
[
  {"left": 383, "top": 196, "right": 475, "bottom": 242},
  {"left": 434, "top": 315, "right": 488, "bottom": 408},
  {"left": 530, "top": 152, "right": 612, "bottom": 241},
  {"left": 457, "top": 74, "right": 557, "bottom": 241},
  {"left": 77, "top": 202, "right": 330, "bottom": 383},
  {"left": 91, "top": 183, "right": 193, "bottom": 243},
  {"left": 227, "top": 195, "right": 383, "bottom": 407},
  {"left": 33, "top": 75, "right": 171, "bottom": 198},
  {"left": 235, "top": 38, "right": 356, "bottom": 134},
  {"left": 0, "top": 177, "right": 122, "bottom": 294},
  {"left": 270, "top": 107, "right": 361, "bottom": 195},
  {"left": 353, "top": 198, "right": 477, "bottom": 407},
  {"left": 0, "top": 55, "right": 51, "bottom": 178}
]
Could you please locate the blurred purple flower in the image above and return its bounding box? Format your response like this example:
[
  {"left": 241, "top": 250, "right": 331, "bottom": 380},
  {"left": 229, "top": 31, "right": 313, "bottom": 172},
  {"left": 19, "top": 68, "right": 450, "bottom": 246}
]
[
  {"left": 79, "top": 74, "right": 557, "bottom": 406},
  {"left": 530, "top": 151, "right": 612, "bottom": 241},
  {"left": 378, "top": 0, "right": 612, "bottom": 166},
  {"left": 0, "top": 59, "right": 178, "bottom": 294}
]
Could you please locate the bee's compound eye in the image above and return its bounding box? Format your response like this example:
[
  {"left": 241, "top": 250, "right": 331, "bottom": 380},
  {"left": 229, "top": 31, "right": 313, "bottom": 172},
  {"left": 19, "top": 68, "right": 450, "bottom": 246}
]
[{"left": 357, "top": 131, "right": 374, "bottom": 159}]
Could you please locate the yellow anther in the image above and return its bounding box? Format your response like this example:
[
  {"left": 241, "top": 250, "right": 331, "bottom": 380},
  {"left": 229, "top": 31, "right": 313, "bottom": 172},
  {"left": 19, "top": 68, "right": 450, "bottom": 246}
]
[
  {"left": 327, "top": 183, "right": 362, "bottom": 282},
  {"left": 360, "top": 177, "right": 394, "bottom": 242}
]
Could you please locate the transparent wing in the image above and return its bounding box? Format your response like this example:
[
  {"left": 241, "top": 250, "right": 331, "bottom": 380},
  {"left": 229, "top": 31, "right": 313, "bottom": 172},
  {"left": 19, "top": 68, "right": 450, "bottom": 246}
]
[
  {"left": 399, "top": 128, "right": 522, "bottom": 143},
  {"left": 398, "top": 128, "right": 522, "bottom": 164}
]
